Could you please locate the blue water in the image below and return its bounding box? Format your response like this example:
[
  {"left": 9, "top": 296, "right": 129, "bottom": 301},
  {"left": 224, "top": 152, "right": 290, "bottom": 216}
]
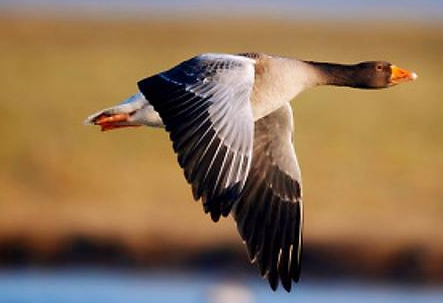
[{"left": 0, "top": 269, "right": 443, "bottom": 303}]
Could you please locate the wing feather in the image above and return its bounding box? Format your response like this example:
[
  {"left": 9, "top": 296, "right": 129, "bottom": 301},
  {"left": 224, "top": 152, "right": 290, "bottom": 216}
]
[
  {"left": 233, "top": 103, "right": 303, "bottom": 292},
  {"left": 138, "top": 54, "right": 256, "bottom": 221}
]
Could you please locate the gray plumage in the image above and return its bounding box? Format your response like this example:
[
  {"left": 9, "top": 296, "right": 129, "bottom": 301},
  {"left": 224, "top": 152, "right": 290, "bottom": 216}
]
[{"left": 86, "top": 52, "right": 416, "bottom": 292}]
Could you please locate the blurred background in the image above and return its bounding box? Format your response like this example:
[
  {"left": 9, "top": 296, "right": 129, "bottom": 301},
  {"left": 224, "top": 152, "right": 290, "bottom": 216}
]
[{"left": 0, "top": 0, "right": 443, "bottom": 302}]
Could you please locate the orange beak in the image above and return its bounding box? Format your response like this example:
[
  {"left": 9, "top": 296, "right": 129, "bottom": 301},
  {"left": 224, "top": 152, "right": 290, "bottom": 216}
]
[
  {"left": 390, "top": 65, "right": 418, "bottom": 85},
  {"left": 93, "top": 113, "right": 140, "bottom": 131}
]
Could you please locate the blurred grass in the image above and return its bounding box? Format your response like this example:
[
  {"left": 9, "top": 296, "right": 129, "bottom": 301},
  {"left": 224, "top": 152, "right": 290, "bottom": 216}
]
[{"left": 0, "top": 14, "right": 442, "bottom": 250}]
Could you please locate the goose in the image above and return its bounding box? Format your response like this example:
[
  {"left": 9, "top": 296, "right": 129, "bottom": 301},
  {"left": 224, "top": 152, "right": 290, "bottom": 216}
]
[{"left": 85, "top": 53, "right": 417, "bottom": 292}]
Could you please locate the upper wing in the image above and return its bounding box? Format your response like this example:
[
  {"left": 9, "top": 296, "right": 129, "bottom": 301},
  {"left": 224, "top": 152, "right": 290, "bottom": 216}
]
[
  {"left": 233, "top": 103, "right": 303, "bottom": 292},
  {"left": 137, "top": 54, "right": 256, "bottom": 221}
]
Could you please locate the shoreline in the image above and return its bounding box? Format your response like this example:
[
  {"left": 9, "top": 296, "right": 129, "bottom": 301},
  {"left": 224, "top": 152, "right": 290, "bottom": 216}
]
[{"left": 1, "top": 234, "right": 442, "bottom": 284}]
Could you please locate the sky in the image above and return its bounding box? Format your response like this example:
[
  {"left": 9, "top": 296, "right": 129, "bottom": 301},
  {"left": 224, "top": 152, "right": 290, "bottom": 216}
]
[{"left": 1, "top": 0, "right": 443, "bottom": 21}]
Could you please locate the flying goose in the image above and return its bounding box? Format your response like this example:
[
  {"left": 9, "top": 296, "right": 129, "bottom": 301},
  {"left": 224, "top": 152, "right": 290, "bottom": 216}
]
[{"left": 85, "top": 53, "right": 417, "bottom": 292}]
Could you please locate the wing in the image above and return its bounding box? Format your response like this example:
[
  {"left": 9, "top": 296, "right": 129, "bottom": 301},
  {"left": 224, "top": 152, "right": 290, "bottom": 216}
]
[
  {"left": 137, "top": 54, "right": 256, "bottom": 222},
  {"left": 233, "top": 103, "right": 303, "bottom": 292}
]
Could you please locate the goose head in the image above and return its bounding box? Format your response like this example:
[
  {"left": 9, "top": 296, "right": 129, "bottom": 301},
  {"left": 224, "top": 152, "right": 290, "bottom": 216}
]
[
  {"left": 307, "top": 60, "right": 417, "bottom": 89},
  {"left": 352, "top": 61, "right": 417, "bottom": 88}
]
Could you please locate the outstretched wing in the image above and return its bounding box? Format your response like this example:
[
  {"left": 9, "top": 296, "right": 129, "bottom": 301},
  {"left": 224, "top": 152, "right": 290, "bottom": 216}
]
[
  {"left": 138, "top": 54, "right": 256, "bottom": 221},
  {"left": 233, "top": 103, "right": 303, "bottom": 292}
]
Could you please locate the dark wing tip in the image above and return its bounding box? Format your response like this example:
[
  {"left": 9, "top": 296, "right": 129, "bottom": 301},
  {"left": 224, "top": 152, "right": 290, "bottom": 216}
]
[
  {"left": 268, "top": 273, "right": 279, "bottom": 291},
  {"left": 281, "top": 277, "right": 293, "bottom": 292}
]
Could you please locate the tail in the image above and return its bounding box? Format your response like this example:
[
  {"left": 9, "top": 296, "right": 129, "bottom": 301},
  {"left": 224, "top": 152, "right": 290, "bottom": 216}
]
[{"left": 84, "top": 92, "right": 149, "bottom": 125}]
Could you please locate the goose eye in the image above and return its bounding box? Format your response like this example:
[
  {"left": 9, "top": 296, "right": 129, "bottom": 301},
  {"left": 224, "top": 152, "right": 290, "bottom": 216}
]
[{"left": 376, "top": 64, "right": 383, "bottom": 71}]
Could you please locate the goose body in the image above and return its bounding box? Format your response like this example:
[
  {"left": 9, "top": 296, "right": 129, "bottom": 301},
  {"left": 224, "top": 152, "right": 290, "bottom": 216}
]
[{"left": 85, "top": 53, "right": 416, "bottom": 292}]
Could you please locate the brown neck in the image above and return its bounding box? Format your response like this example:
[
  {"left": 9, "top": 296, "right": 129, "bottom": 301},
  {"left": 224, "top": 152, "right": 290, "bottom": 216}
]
[{"left": 305, "top": 61, "right": 361, "bottom": 88}]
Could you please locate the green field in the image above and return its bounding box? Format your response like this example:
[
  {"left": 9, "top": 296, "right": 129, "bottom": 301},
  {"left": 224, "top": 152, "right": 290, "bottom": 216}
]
[{"left": 0, "top": 14, "right": 442, "bottom": 254}]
